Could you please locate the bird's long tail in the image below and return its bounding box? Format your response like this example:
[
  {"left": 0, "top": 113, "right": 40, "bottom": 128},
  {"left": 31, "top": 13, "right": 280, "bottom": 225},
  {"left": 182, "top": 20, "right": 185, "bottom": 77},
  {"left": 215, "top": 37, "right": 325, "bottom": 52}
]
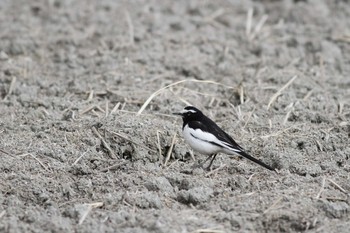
[{"left": 237, "top": 150, "right": 276, "bottom": 172}]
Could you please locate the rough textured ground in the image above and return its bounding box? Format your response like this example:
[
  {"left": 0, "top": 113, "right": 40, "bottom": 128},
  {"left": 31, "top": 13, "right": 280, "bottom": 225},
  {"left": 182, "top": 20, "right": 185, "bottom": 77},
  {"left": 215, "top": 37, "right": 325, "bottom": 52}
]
[{"left": 0, "top": 0, "right": 349, "bottom": 232}]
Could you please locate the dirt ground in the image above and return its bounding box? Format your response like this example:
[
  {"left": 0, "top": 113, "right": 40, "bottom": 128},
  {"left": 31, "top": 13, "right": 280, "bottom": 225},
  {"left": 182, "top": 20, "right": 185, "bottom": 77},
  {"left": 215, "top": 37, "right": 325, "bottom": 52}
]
[{"left": 0, "top": 0, "right": 349, "bottom": 232}]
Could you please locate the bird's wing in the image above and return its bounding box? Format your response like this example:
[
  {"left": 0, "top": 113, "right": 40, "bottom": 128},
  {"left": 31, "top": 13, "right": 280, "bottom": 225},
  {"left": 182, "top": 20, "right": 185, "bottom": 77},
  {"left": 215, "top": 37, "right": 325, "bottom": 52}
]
[
  {"left": 187, "top": 120, "right": 243, "bottom": 152},
  {"left": 188, "top": 120, "right": 276, "bottom": 171}
]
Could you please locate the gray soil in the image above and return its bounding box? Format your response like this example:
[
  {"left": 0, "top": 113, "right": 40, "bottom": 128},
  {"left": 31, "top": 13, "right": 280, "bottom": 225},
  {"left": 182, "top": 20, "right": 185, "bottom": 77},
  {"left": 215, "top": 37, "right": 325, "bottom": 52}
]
[{"left": 1, "top": 0, "right": 350, "bottom": 232}]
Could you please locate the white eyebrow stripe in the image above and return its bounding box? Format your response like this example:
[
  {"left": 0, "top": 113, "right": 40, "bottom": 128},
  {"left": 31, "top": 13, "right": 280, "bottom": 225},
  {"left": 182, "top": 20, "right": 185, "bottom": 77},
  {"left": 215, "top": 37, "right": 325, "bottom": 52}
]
[{"left": 183, "top": 109, "right": 196, "bottom": 113}]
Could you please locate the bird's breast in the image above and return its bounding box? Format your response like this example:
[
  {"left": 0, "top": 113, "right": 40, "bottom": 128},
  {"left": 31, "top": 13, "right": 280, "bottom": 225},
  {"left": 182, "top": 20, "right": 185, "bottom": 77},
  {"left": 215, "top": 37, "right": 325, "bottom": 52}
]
[{"left": 182, "top": 124, "right": 221, "bottom": 155}]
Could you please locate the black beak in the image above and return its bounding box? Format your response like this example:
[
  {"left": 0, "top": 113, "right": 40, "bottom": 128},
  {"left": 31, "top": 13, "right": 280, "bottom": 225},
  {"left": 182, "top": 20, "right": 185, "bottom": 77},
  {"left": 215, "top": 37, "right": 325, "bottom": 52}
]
[{"left": 173, "top": 112, "right": 183, "bottom": 116}]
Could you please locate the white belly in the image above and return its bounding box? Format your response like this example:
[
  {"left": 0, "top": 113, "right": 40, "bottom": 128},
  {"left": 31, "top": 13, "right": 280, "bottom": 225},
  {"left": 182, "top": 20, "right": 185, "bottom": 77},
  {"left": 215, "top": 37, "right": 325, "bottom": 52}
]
[{"left": 182, "top": 125, "right": 222, "bottom": 155}]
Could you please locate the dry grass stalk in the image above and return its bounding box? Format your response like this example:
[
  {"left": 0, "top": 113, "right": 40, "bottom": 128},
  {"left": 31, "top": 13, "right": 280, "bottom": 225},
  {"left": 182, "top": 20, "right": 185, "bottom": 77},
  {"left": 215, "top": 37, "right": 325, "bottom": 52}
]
[
  {"left": 105, "top": 100, "right": 109, "bottom": 118},
  {"left": 92, "top": 127, "right": 117, "bottom": 159},
  {"left": 339, "top": 121, "right": 349, "bottom": 127},
  {"left": 315, "top": 176, "right": 326, "bottom": 199},
  {"left": 163, "top": 133, "right": 177, "bottom": 167},
  {"left": 338, "top": 101, "right": 344, "bottom": 114},
  {"left": 79, "top": 105, "right": 107, "bottom": 117},
  {"left": 263, "top": 196, "right": 283, "bottom": 214},
  {"left": 111, "top": 131, "right": 157, "bottom": 153},
  {"left": 78, "top": 202, "right": 104, "bottom": 225},
  {"left": 319, "top": 55, "right": 325, "bottom": 81},
  {"left": 169, "top": 88, "right": 193, "bottom": 106},
  {"left": 303, "top": 89, "right": 313, "bottom": 101},
  {"left": 167, "top": 159, "right": 180, "bottom": 169},
  {"left": 87, "top": 90, "right": 94, "bottom": 101},
  {"left": 243, "top": 106, "right": 256, "bottom": 129},
  {"left": 325, "top": 196, "right": 348, "bottom": 201},
  {"left": 100, "top": 161, "right": 128, "bottom": 172},
  {"left": 230, "top": 104, "right": 243, "bottom": 122},
  {"left": 246, "top": 8, "right": 268, "bottom": 40},
  {"left": 246, "top": 8, "right": 253, "bottom": 37},
  {"left": 0, "top": 148, "right": 15, "bottom": 158},
  {"left": 0, "top": 210, "right": 5, "bottom": 219},
  {"left": 248, "top": 173, "right": 255, "bottom": 182},
  {"left": 72, "top": 151, "right": 88, "bottom": 166},
  {"left": 110, "top": 102, "right": 121, "bottom": 116},
  {"left": 137, "top": 79, "right": 234, "bottom": 115},
  {"left": 282, "top": 109, "right": 292, "bottom": 125},
  {"left": 328, "top": 178, "right": 348, "bottom": 194},
  {"left": 79, "top": 105, "right": 96, "bottom": 115},
  {"left": 208, "top": 97, "right": 216, "bottom": 107},
  {"left": 118, "top": 109, "right": 175, "bottom": 118},
  {"left": 315, "top": 140, "right": 323, "bottom": 151},
  {"left": 334, "top": 34, "right": 350, "bottom": 43},
  {"left": 189, "top": 150, "right": 195, "bottom": 161},
  {"left": 176, "top": 86, "right": 218, "bottom": 98},
  {"left": 125, "top": 11, "right": 134, "bottom": 46},
  {"left": 204, "top": 8, "right": 225, "bottom": 23},
  {"left": 250, "top": 14, "right": 268, "bottom": 40},
  {"left": 191, "top": 229, "right": 224, "bottom": 233},
  {"left": 91, "top": 109, "right": 100, "bottom": 118},
  {"left": 238, "top": 84, "right": 244, "bottom": 105},
  {"left": 156, "top": 131, "right": 163, "bottom": 164},
  {"left": 87, "top": 202, "right": 103, "bottom": 208},
  {"left": 18, "top": 153, "right": 49, "bottom": 171},
  {"left": 205, "top": 164, "right": 226, "bottom": 177},
  {"left": 238, "top": 192, "right": 256, "bottom": 198},
  {"left": 3, "top": 76, "right": 16, "bottom": 100},
  {"left": 95, "top": 105, "right": 105, "bottom": 113},
  {"left": 260, "top": 125, "right": 295, "bottom": 139},
  {"left": 267, "top": 75, "right": 298, "bottom": 110}
]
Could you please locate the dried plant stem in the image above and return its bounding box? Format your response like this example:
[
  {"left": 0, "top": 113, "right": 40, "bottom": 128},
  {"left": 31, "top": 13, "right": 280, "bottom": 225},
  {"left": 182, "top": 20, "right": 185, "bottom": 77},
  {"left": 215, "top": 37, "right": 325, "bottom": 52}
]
[
  {"left": 205, "top": 164, "right": 226, "bottom": 177},
  {"left": 105, "top": 100, "right": 109, "bottom": 118},
  {"left": 315, "top": 176, "right": 326, "bottom": 199},
  {"left": 156, "top": 131, "right": 163, "bottom": 164},
  {"left": 111, "top": 131, "right": 157, "bottom": 153},
  {"left": 163, "top": 133, "right": 177, "bottom": 167},
  {"left": 191, "top": 229, "right": 224, "bottom": 233},
  {"left": 87, "top": 90, "right": 94, "bottom": 101},
  {"left": 18, "top": 153, "right": 49, "bottom": 171},
  {"left": 328, "top": 178, "right": 348, "bottom": 194},
  {"left": 100, "top": 161, "right": 128, "bottom": 172},
  {"left": 72, "top": 151, "right": 88, "bottom": 165},
  {"left": 243, "top": 106, "right": 256, "bottom": 129},
  {"left": 267, "top": 75, "right": 298, "bottom": 110},
  {"left": 78, "top": 202, "right": 104, "bottom": 225},
  {"left": 3, "top": 76, "right": 16, "bottom": 100},
  {"left": 0, "top": 149, "right": 15, "bottom": 158},
  {"left": 137, "top": 79, "right": 234, "bottom": 115},
  {"left": 110, "top": 102, "right": 121, "bottom": 116},
  {"left": 263, "top": 196, "right": 283, "bottom": 214},
  {"left": 92, "top": 127, "right": 116, "bottom": 159},
  {"left": 125, "top": 10, "right": 134, "bottom": 46},
  {"left": 250, "top": 15, "right": 268, "bottom": 40},
  {"left": 0, "top": 210, "right": 5, "bottom": 219},
  {"left": 260, "top": 125, "right": 295, "bottom": 139},
  {"left": 246, "top": 8, "right": 253, "bottom": 37}
]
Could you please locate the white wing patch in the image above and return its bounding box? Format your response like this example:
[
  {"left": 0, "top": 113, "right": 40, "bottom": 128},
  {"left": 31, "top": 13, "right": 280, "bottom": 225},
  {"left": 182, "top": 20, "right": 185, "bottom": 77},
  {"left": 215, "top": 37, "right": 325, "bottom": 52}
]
[{"left": 182, "top": 124, "right": 241, "bottom": 155}]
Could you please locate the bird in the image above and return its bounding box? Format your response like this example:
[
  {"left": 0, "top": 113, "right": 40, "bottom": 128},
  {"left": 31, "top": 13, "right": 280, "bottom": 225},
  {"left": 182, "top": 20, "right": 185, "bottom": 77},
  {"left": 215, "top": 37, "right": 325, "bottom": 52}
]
[{"left": 173, "top": 106, "right": 275, "bottom": 172}]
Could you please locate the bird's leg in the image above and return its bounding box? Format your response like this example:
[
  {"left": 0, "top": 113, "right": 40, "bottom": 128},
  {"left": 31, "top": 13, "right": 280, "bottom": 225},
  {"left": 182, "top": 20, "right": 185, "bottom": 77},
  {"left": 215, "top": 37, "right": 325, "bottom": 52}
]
[
  {"left": 195, "top": 154, "right": 214, "bottom": 169},
  {"left": 206, "top": 154, "right": 218, "bottom": 171}
]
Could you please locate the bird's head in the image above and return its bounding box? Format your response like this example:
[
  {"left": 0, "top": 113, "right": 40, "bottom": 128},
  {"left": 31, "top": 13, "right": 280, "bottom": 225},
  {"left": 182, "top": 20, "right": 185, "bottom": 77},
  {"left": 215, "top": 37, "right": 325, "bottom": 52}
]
[{"left": 173, "top": 106, "right": 203, "bottom": 121}]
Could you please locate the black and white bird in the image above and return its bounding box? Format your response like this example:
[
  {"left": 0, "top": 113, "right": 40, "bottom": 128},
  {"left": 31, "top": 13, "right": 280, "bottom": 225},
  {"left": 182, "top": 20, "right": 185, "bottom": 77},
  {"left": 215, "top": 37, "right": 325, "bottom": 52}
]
[{"left": 173, "top": 106, "right": 275, "bottom": 171}]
